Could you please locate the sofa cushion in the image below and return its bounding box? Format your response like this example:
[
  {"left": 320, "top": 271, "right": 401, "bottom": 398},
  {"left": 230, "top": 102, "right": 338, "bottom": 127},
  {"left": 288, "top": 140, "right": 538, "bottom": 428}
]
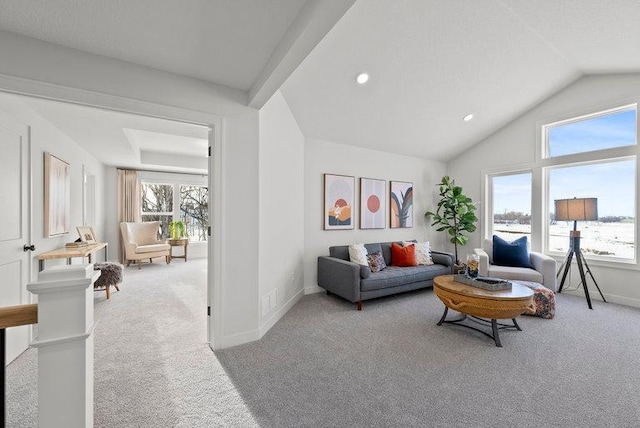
[
  {"left": 364, "top": 243, "right": 382, "bottom": 256},
  {"left": 348, "top": 243, "right": 368, "bottom": 266},
  {"left": 360, "top": 265, "right": 447, "bottom": 292},
  {"left": 360, "top": 265, "right": 371, "bottom": 279},
  {"left": 492, "top": 235, "right": 533, "bottom": 268},
  {"left": 391, "top": 242, "right": 417, "bottom": 267},
  {"left": 135, "top": 243, "right": 170, "bottom": 254},
  {"left": 487, "top": 265, "right": 542, "bottom": 284},
  {"left": 404, "top": 241, "right": 433, "bottom": 265},
  {"left": 367, "top": 251, "right": 387, "bottom": 273}
]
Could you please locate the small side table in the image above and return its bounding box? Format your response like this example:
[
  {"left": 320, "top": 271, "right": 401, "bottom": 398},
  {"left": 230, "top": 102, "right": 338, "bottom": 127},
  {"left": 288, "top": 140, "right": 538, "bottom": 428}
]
[{"left": 168, "top": 239, "right": 189, "bottom": 262}]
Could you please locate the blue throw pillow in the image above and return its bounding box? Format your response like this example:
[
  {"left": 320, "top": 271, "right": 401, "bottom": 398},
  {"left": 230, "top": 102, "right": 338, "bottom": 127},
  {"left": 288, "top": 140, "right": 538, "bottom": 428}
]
[{"left": 492, "top": 235, "right": 533, "bottom": 268}]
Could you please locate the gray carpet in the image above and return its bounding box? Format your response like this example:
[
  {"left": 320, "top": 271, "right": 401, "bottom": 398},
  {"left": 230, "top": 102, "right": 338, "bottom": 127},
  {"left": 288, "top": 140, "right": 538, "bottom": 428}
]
[
  {"left": 216, "top": 289, "right": 640, "bottom": 428},
  {"left": 7, "top": 262, "right": 640, "bottom": 427}
]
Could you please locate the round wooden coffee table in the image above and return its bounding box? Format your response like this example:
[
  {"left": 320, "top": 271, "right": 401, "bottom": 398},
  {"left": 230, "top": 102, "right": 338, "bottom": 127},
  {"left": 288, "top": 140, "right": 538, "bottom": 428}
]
[{"left": 433, "top": 275, "right": 534, "bottom": 347}]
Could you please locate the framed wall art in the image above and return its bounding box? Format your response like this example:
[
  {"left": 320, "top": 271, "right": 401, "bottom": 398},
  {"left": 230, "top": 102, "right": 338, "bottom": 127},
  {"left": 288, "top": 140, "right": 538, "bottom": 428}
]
[
  {"left": 390, "top": 180, "right": 413, "bottom": 228},
  {"left": 360, "top": 178, "right": 386, "bottom": 229},
  {"left": 44, "top": 152, "right": 71, "bottom": 237},
  {"left": 323, "top": 173, "right": 355, "bottom": 230}
]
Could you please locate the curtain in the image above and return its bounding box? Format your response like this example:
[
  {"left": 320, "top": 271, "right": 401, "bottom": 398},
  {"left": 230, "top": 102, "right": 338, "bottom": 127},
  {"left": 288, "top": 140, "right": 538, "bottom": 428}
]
[{"left": 117, "top": 169, "right": 141, "bottom": 262}]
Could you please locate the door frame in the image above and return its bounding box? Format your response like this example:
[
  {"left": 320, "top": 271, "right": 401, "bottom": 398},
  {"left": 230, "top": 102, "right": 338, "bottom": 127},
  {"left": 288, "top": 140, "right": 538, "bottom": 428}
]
[{"left": 0, "top": 74, "right": 224, "bottom": 350}]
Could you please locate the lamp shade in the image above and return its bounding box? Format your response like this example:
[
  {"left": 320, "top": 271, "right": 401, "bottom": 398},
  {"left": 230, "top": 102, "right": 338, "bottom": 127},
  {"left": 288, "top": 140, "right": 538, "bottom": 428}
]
[{"left": 555, "top": 198, "right": 598, "bottom": 221}]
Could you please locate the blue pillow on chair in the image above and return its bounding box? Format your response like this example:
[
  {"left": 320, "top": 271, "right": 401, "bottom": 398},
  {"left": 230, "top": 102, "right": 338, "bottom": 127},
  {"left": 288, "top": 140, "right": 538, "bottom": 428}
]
[{"left": 492, "top": 235, "right": 533, "bottom": 268}]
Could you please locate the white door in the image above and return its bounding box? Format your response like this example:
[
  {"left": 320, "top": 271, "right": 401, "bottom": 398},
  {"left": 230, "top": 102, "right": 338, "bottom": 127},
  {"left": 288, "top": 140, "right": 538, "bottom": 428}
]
[{"left": 0, "top": 109, "right": 31, "bottom": 364}]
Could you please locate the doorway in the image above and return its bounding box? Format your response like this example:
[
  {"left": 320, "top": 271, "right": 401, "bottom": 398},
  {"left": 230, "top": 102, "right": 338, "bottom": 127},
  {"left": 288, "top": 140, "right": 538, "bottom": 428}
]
[{"left": 0, "top": 83, "right": 222, "bottom": 350}]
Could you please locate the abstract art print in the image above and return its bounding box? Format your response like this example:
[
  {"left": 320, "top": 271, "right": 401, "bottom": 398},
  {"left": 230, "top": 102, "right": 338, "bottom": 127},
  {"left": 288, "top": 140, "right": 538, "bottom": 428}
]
[
  {"left": 44, "top": 152, "right": 70, "bottom": 237},
  {"left": 324, "top": 174, "right": 355, "bottom": 230},
  {"left": 360, "top": 178, "right": 386, "bottom": 229},
  {"left": 390, "top": 181, "right": 413, "bottom": 228}
]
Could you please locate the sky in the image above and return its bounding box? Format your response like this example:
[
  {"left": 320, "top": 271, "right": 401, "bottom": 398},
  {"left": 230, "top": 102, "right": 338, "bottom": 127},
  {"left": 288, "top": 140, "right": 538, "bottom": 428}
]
[{"left": 493, "top": 108, "right": 637, "bottom": 218}]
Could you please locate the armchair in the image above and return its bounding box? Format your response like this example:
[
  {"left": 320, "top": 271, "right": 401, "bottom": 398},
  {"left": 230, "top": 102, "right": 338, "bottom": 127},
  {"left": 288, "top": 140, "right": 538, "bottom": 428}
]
[
  {"left": 474, "top": 238, "right": 557, "bottom": 291},
  {"left": 120, "top": 221, "right": 171, "bottom": 269}
]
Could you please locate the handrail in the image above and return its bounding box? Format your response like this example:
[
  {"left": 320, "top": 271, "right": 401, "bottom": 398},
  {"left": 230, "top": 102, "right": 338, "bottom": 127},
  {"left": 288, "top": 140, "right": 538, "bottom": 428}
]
[
  {"left": 1, "top": 303, "right": 38, "bottom": 427},
  {"left": 0, "top": 304, "right": 38, "bottom": 329}
]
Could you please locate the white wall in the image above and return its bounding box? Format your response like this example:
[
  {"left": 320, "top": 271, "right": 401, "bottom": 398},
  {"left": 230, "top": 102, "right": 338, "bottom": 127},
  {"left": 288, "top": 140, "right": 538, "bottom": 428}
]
[
  {"left": 304, "top": 139, "right": 447, "bottom": 293},
  {"left": 448, "top": 73, "right": 640, "bottom": 308},
  {"left": 258, "top": 91, "right": 305, "bottom": 334},
  {"left": 0, "top": 31, "right": 259, "bottom": 347},
  {"left": 0, "top": 93, "right": 106, "bottom": 281}
]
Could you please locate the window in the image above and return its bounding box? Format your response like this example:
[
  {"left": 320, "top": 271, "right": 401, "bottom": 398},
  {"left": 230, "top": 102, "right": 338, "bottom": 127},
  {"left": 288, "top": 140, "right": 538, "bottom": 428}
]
[
  {"left": 548, "top": 159, "right": 635, "bottom": 259},
  {"left": 546, "top": 106, "right": 636, "bottom": 158},
  {"left": 141, "top": 180, "right": 209, "bottom": 242},
  {"left": 544, "top": 105, "right": 637, "bottom": 261},
  {"left": 180, "top": 185, "right": 209, "bottom": 242},
  {"left": 141, "top": 183, "right": 173, "bottom": 239},
  {"left": 491, "top": 172, "right": 532, "bottom": 242}
]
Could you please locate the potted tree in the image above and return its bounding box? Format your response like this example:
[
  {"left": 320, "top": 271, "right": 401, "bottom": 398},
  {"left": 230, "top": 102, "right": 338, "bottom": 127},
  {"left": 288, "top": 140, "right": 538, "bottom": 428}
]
[{"left": 425, "top": 176, "right": 478, "bottom": 267}]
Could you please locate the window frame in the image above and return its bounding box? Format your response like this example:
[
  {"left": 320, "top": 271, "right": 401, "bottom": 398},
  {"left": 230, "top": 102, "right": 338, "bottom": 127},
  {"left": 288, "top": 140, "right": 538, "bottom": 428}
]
[
  {"left": 483, "top": 168, "right": 534, "bottom": 245},
  {"left": 140, "top": 172, "right": 209, "bottom": 244},
  {"left": 483, "top": 102, "right": 639, "bottom": 269},
  {"left": 543, "top": 155, "right": 637, "bottom": 264},
  {"left": 543, "top": 103, "right": 637, "bottom": 159}
]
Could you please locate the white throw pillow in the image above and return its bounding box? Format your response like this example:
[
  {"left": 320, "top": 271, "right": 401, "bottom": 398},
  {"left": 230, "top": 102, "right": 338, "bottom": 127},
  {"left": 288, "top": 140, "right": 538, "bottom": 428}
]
[
  {"left": 348, "top": 243, "right": 369, "bottom": 266},
  {"left": 403, "top": 241, "right": 433, "bottom": 265}
]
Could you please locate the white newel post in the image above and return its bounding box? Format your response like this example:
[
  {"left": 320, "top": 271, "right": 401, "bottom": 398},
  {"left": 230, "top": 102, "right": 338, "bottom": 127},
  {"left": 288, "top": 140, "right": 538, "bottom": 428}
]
[{"left": 27, "top": 264, "right": 100, "bottom": 428}]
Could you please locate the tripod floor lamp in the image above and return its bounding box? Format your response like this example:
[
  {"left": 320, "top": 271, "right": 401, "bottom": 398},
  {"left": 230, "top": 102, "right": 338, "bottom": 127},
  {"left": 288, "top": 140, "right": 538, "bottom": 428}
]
[{"left": 555, "top": 197, "right": 607, "bottom": 309}]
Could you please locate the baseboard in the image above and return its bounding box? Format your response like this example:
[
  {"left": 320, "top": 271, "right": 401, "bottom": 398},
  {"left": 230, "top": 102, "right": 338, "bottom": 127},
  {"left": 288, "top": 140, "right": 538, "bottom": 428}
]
[
  {"left": 304, "top": 285, "right": 323, "bottom": 295},
  {"left": 562, "top": 288, "right": 640, "bottom": 309},
  {"left": 259, "top": 289, "right": 304, "bottom": 338},
  {"left": 218, "top": 328, "right": 260, "bottom": 350}
]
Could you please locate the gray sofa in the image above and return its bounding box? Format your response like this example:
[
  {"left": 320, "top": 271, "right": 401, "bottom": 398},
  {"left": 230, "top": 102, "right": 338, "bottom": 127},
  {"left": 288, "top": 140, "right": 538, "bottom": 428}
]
[{"left": 317, "top": 241, "right": 454, "bottom": 310}]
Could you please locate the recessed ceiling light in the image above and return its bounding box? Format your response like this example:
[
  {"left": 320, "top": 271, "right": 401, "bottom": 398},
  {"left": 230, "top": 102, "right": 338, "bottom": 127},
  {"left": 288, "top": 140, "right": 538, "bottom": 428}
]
[
  {"left": 463, "top": 113, "right": 474, "bottom": 122},
  {"left": 356, "top": 73, "right": 369, "bottom": 85}
]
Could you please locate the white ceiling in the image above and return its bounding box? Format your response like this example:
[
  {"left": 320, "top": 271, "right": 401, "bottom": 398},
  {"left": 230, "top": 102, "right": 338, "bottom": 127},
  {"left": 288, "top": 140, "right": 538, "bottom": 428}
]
[
  {"left": 17, "top": 94, "right": 210, "bottom": 174},
  {"left": 281, "top": 0, "right": 640, "bottom": 161},
  {"left": 0, "top": 0, "right": 305, "bottom": 91},
  {"left": 1, "top": 0, "right": 640, "bottom": 166}
]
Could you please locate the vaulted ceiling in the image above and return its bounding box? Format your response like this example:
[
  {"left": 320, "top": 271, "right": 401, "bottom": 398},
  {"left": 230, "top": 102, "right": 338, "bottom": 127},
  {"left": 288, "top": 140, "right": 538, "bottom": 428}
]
[{"left": 1, "top": 0, "right": 639, "bottom": 169}]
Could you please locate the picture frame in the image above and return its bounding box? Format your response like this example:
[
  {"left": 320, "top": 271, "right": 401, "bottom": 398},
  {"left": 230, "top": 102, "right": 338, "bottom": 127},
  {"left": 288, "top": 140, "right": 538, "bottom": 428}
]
[
  {"left": 390, "top": 181, "right": 413, "bottom": 228},
  {"left": 323, "top": 173, "right": 355, "bottom": 230},
  {"left": 77, "top": 226, "right": 98, "bottom": 244},
  {"left": 44, "top": 152, "right": 71, "bottom": 237},
  {"left": 360, "top": 178, "right": 386, "bottom": 229}
]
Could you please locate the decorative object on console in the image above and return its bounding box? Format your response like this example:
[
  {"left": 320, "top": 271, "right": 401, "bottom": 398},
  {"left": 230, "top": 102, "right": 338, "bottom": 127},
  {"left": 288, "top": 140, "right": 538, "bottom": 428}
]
[
  {"left": 44, "top": 152, "right": 70, "bottom": 237},
  {"left": 360, "top": 177, "right": 386, "bottom": 229},
  {"left": 425, "top": 176, "right": 478, "bottom": 266},
  {"left": 77, "top": 225, "right": 97, "bottom": 244},
  {"left": 323, "top": 174, "right": 355, "bottom": 230},
  {"left": 390, "top": 181, "right": 413, "bottom": 228},
  {"left": 555, "top": 197, "right": 606, "bottom": 309}
]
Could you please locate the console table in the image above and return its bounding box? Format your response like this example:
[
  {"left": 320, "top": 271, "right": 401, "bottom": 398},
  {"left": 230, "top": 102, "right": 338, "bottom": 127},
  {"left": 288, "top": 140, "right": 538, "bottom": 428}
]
[{"left": 37, "top": 243, "right": 108, "bottom": 271}]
